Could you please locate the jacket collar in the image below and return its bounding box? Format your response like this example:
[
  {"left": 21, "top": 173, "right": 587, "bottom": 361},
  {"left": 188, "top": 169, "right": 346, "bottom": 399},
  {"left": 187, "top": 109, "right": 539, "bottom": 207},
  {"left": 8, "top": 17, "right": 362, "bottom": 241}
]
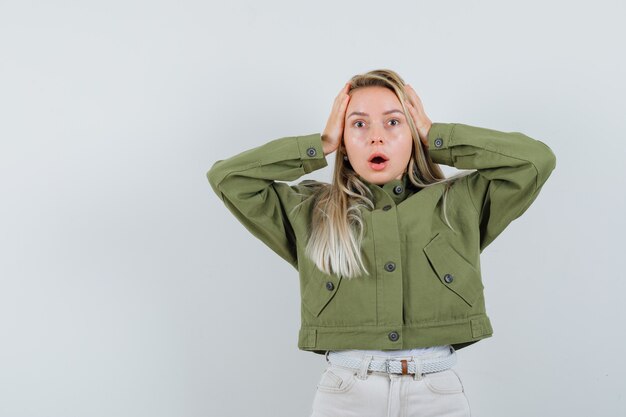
[{"left": 357, "top": 172, "right": 416, "bottom": 210}]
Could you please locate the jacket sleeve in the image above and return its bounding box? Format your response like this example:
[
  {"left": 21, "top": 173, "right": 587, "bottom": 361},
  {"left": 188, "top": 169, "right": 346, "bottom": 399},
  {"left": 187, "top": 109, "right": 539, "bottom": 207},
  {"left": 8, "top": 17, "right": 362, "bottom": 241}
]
[
  {"left": 206, "top": 133, "right": 328, "bottom": 270},
  {"left": 426, "top": 122, "right": 557, "bottom": 252}
]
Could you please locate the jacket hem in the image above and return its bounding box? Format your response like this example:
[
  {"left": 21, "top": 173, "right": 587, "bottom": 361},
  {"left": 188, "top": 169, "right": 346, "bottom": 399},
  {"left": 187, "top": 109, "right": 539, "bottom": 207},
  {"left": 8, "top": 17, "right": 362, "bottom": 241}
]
[{"left": 297, "top": 315, "right": 493, "bottom": 355}]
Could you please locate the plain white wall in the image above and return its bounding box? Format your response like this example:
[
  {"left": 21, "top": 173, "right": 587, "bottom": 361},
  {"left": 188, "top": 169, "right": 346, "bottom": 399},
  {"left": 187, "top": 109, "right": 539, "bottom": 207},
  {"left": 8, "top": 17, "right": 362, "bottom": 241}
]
[{"left": 1, "top": 0, "right": 625, "bottom": 416}]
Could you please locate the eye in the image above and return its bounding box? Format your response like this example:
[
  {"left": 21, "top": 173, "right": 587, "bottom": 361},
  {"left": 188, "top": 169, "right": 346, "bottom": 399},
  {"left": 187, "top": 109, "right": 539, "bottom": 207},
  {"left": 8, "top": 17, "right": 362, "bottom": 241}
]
[
  {"left": 354, "top": 121, "right": 365, "bottom": 128},
  {"left": 388, "top": 119, "right": 400, "bottom": 126}
]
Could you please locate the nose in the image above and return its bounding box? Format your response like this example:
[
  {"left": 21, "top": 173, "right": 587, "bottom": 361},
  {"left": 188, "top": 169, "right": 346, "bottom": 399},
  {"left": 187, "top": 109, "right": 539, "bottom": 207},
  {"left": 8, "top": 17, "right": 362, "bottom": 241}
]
[{"left": 369, "top": 125, "right": 385, "bottom": 144}]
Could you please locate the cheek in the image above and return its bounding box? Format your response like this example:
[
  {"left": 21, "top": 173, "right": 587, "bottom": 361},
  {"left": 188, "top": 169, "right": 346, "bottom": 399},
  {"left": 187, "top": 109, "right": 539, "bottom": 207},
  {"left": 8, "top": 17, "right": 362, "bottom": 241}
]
[
  {"left": 345, "top": 128, "right": 367, "bottom": 142},
  {"left": 342, "top": 127, "right": 353, "bottom": 146},
  {"left": 343, "top": 132, "right": 362, "bottom": 150},
  {"left": 399, "top": 137, "right": 414, "bottom": 160}
]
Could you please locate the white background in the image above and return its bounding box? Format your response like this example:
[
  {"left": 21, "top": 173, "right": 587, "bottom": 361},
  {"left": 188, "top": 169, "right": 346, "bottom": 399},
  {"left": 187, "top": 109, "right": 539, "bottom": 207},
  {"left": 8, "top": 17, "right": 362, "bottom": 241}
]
[{"left": 1, "top": 1, "right": 625, "bottom": 416}]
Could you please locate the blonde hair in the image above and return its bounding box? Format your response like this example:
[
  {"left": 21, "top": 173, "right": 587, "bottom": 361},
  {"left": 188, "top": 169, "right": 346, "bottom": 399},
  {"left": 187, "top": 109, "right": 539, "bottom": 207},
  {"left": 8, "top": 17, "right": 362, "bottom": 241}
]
[{"left": 297, "top": 69, "right": 472, "bottom": 279}]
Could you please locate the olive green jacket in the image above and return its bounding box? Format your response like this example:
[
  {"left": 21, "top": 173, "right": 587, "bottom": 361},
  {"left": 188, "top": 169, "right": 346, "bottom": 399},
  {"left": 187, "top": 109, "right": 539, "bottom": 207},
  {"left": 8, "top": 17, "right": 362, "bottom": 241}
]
[{"left": 206, "top": 123, "right": 557, "bottom": 355}]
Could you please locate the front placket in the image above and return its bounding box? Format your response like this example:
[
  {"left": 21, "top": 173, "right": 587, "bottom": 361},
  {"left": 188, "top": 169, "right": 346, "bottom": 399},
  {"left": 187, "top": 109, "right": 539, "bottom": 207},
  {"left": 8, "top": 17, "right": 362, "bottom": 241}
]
[{"left": 369, "top": 178, "right": 410, "bottom": 347}]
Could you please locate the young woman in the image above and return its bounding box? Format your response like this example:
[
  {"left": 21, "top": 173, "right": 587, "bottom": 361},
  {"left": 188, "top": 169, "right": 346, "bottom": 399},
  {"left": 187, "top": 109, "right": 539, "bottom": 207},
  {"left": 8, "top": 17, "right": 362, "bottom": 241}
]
[{"left": 207, "top": 69, "right": 556, "bottom": 417}]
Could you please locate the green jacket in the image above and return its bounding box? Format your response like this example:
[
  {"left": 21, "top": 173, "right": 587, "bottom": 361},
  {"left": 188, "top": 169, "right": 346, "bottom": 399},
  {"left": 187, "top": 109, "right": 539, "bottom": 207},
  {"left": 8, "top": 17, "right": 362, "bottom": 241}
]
[{"left": 206, "top": 123, "right": 557, "bottom": 355}]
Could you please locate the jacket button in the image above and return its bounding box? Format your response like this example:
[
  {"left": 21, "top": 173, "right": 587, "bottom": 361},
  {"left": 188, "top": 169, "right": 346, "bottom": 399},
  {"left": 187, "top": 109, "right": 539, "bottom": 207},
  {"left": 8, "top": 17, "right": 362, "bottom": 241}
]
[
  {"left": 325, "top": 281, "right": 335, "bottom": 291},
  {"left": 388, "top": 331, "right": 399, "bottom": 342},
  {"left": 393, "top": 185, "right": 403, "bottom": 194},
  {"left": 444, "top": 274, "right": 454, "bottom": 283},
  {"left": 434, "top": 138, "right": 443, "bottom": 148},
  {"left": 382, "top": 205, "right": 392, "bottom": 211},
  {"left": 384, "top": 262, "right": 396, "bottom": 272},
  {"left": 306, "top": 147, "right": 317, "bottom": 157}
]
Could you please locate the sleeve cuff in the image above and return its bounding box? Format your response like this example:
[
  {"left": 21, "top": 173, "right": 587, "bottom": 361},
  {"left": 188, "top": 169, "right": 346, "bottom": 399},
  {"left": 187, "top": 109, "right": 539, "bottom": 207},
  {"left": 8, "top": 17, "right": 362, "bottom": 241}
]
[
  {"left": 427, "top": 123, "right": 455, "bottom": 166},
  {"left": 296, "top": 133, "right": 328, "bottom": 173}
]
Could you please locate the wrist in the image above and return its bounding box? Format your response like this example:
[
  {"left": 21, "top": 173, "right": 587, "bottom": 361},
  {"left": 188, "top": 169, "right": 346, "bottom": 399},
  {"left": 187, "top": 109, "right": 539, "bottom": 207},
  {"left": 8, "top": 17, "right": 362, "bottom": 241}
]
[
  {"left": 424, "top": 121, "right": 432, "bottom": 138},
  {"left": 321, "top": 135, "right": 335, "bottom": 156}
]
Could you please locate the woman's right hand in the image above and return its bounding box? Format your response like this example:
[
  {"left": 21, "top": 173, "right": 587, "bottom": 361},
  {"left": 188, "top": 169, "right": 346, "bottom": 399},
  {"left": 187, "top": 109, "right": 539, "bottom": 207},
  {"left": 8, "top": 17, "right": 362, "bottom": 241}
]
[{"left": 322, "top": 82, "right": 351, "bottom": 156}]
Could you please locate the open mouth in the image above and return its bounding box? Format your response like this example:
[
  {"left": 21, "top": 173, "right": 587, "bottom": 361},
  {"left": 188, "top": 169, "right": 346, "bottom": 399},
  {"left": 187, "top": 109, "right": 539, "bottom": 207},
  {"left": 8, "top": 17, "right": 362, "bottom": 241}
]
[{"left": 368, "top": 153, "right": 389, "bottom": 170}]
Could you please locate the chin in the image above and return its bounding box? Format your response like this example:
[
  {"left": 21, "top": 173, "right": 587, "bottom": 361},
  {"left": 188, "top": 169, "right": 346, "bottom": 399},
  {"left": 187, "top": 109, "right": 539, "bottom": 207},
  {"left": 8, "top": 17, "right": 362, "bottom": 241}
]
[{"left": 360, "top": 173, "right": 393, "bottom": 185}]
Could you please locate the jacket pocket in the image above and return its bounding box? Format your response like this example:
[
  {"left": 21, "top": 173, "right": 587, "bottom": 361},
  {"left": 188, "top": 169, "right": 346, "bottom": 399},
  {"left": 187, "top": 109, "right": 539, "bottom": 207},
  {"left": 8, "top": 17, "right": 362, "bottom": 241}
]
[
  {"left": 423, "top": 233, "right": 483, "bottom": 307},
  {"left": 302, "top": 274, "right": 343, "bottom": 317}
]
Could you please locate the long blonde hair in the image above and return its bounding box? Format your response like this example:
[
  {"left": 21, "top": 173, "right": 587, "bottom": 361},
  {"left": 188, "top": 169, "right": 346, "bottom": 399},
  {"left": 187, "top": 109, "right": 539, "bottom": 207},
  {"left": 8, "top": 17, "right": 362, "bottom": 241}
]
[{"left": 298, "top": 69, "right": 471, "bottom": 279}]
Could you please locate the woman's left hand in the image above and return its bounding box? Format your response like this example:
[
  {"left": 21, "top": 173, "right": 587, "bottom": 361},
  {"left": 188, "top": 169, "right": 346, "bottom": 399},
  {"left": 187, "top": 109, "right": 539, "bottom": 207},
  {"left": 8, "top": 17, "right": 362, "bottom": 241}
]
[{"left": 404, "top": 84, "right": 433, "bottom": 148}]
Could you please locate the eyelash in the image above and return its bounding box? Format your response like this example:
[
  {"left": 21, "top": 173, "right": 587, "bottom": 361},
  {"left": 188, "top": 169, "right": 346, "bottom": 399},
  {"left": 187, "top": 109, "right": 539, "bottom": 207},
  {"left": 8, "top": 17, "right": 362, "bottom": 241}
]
[{"left": 353, "top": 119, "right": 400, "bottom": 128}]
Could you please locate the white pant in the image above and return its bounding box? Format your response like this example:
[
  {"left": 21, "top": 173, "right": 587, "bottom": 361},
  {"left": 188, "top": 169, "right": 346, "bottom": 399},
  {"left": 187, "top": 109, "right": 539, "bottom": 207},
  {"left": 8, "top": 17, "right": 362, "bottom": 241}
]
[{"left": 310, "top": 353, "right": 472, "bottom": 417}]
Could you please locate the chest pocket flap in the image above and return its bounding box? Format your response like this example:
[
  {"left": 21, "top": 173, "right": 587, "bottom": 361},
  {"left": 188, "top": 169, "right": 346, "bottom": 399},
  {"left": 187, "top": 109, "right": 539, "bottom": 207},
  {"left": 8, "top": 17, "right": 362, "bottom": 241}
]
[{"left": 423, "top": 233, "right": 483, "bottom": 307}]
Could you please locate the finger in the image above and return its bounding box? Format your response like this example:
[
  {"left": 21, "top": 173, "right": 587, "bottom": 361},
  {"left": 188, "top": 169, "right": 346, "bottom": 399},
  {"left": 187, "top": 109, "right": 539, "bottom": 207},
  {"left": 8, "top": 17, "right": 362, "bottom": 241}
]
[
  {"left": 334, "top": 93, "right": 349, "bottom": 111},
  {"left": 336, "top": 84, "right": 350, "bottom": 102},
  {"left": 335, "top": 94, "right": 350, "bottom": 116},
  {"left": 407, "top": 94, "right": 423, "bottom": 116},
  {"left": 407, "top": 103, "right": 425, "bottom": 134},
  {"left": 334, "top": 85, "right": 348, "bottom": 102},
  {"left": 406, "top": 102, "right": 419, "bottom": 123},
  {"left": 405, "top": 84, "right": 421, "bottom": 106},
  {"left": 332, "top": 94, "right": 346, "bottom": 111},
  {"left": 404, "top": 89, "right": 417, "bottom": 108},
  {"left": 405, "top": 98, "right": 418, "bottom": 116}
]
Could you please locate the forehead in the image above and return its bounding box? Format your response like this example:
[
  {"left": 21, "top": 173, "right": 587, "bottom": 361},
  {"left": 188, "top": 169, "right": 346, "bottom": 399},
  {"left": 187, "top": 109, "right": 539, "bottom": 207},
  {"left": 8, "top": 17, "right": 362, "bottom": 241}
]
[{"left": 347, "top": 86, "right": 401, "bottom": 113}]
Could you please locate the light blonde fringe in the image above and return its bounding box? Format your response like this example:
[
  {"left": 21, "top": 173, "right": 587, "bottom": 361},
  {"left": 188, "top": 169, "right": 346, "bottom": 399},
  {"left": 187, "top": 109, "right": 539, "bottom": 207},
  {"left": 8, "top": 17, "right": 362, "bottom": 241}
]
[{"left": 292, "top": 69, "right": 473, "bottom": 280}]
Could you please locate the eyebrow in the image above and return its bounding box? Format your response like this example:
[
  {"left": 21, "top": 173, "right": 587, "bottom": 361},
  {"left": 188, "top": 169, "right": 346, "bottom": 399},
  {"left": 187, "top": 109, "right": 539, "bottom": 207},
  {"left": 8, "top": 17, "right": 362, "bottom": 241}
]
[{"left": 347, "top": 109, "right": 404, "bottom": 118}]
